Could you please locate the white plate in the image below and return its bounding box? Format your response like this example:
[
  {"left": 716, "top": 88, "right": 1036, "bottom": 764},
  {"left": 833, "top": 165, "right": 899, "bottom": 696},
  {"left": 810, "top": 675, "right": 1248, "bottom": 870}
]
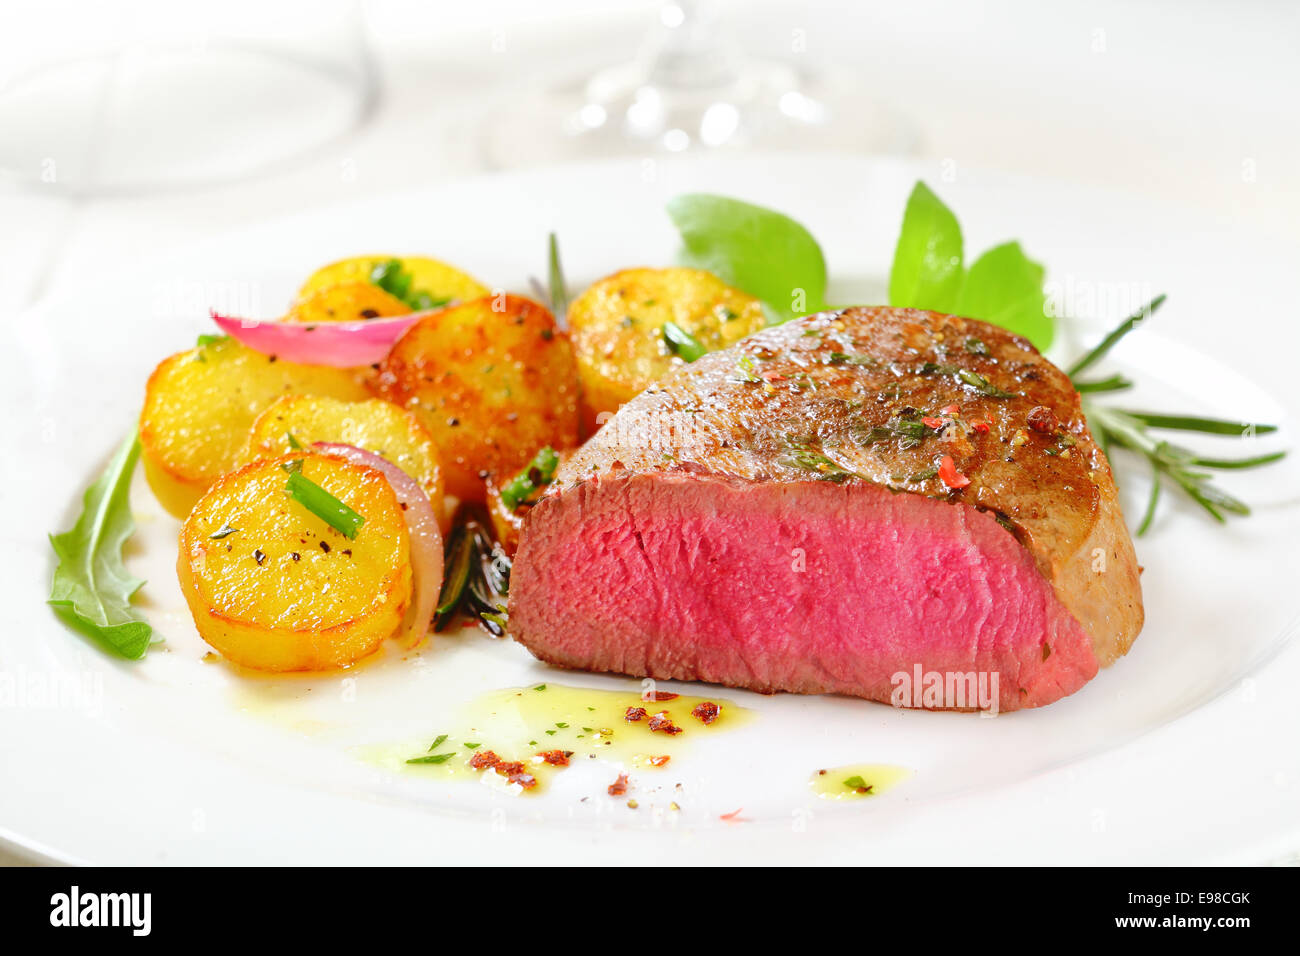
[{"left": 3, "top": 155, "right": 1298, "bottom": 865}]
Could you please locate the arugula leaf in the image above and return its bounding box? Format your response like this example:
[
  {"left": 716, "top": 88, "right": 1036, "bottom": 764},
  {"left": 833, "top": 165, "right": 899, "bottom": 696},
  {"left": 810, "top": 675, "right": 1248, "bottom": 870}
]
[
  {"left": 887, "top": 182, "right": 1054, "bottom": 350},
  {"left": 956, "top": 243, "right": 1055, "bottom": 351},
  {"left": 955, "top": 241, "right": 1052, "bottom": 349},
  {"left": 888, "top": 181, "right": 964, "bottom": 313},
  {"left": 48, "top": 430, "right": 154, "bottom": 659},
  {"left": 666, "top": 194, "right": 826, "bottom": 322}
]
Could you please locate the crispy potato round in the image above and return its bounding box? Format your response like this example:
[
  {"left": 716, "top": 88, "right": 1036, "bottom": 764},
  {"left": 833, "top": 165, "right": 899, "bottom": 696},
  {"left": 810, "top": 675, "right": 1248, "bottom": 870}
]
[
  {"left": 244, "top": 394, "right": 447, "bottom": 531},
  {"left": 370, "top": 294, "right": 581, "bottom": 501},
  {"left": 285, "top": 280, "right": 411, "bottom": 324},
  {"left": 178, "top": 453, "right": 412, "bottom": 672},
  {"left": 568, "top": 267, "right": 767, "bottom": 428},
  {"left": 140, "top": 337, "right": 369, "bottom": 517},
  {"left": 296, "top": 255, "right": 489, "bottom": 306}
]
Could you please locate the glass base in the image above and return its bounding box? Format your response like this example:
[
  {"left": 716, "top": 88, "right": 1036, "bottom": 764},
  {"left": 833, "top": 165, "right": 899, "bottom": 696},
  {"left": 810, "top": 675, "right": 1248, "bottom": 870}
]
[{"left": 482, "top": 58, "right": 918, "bottom": 169}]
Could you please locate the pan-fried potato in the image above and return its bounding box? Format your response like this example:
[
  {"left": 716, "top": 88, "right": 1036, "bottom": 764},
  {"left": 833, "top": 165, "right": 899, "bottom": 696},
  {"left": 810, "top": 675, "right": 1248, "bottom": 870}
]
[
  {"left": 140, "top": 336, "right": 368, "bottom": 518},
  {"left": 568, "top": 267, "right": 767, "bottom": 427},
  {"left": 371, "top": 294, "right": 581, "bottom": 501},
  {"left": 296, "top": 255, "right": 489, "bottom": 307},
  {"left": 285, "top": 280, "right": 411, "bottom": 324},
  {"left": 244, "top": 394, "right": 447, "bottom": 531},
  {"left": 178, "top": 453, "right": 412, "bottom": 672}
]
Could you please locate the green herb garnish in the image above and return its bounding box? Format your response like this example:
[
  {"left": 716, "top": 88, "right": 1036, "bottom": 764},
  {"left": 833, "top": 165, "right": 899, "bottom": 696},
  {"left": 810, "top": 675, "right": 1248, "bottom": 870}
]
[
  {"left": 843, "top": 775, "right": 873, "bottom": 793},
  {"left": 547, "top": 232, "right": 569, "bottom": 320},
  {"left": 663, "top": 321, "right": 708, "bottom": 363},
  {"left": 48, "top": 430, "right": 154, "bottom": 659},
  {"left": 434, "top": 522, "right": 474, "bottom": 631},
  {"left": 284, "top": 471, "right": 365, "bottom": 539},
  {"left": 1070, "top": 297, "right": 1285, "bottom": 534},
  {"left": 285, "top": 431, "right": 304, "bottom": 451},
  {"left": 667, "top": 194, "right": 827, "bottom": 322},
  {"left": 778, "top": 449, "right": 862, "bottom": 483},
  {"left": 919, "top": 362, "right": 1018, "bottom": 399},
  {"left": 427, "top": 734, "right": 449, "bottom": 752},
  {"left": 369, "top": 258, "right": 448, "bottom": 312},
  {"left": 890, "top": 182, "right": 1052, "bottom": 348},
  {"left": 406, "top": 752, "right": 457, "bottom": 765},
  {"left": 500, "top": 446, "right": 560, "bottom": 510},
  {"left": 196, "top": 333, "right": 229, "bottom": 349}
]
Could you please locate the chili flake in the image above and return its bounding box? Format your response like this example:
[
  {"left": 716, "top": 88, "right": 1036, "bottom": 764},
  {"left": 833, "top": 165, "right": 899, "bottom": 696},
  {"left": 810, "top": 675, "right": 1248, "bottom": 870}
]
[
  {"left": 691, "top": 701, "right": 721, "bottom": 725},
  {"left": 608, "top": 773, "right": 629, "bottom": 796},
  {"left": 469, "top": 750, "right": 501, "bottom": 771},
  {"left": 624, "top": 706, "right": 648, "bottom": 722},
  {"left": 538, "top": 750, "right": 572, "bottom": 767},
  {"left": 938, "top": 455, "right": 971, "bottom": 490},
  {"left": 648, "top": 712, "right": 683, "bottom": 735}
]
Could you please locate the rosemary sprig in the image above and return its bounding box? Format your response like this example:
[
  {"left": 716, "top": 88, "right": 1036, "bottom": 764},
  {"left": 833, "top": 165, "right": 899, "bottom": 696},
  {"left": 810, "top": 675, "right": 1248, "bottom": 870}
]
[
  {"left": 547, "top": 232, "right": 569, "bottom": 323},
  {"left": 1067, "top": 293, "right": 1165, "bottom": 378},
  {"left": 1071, "top": 295, "right": 1284, "bottom": 534},
  {"left": 433, "top": 506, "right": 512, "bottom": 636}
]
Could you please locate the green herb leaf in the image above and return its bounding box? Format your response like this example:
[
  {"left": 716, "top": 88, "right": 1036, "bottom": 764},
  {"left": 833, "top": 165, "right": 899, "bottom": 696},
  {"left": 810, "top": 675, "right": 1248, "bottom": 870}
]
[
  {"left": 427, "top": 734, "right": 448, "bottom": 752},
  {"left": 1066, "top": 295, "right": 1166, "bottom": 378},
  {"left": 888, "top": 181, "right": 964, "bottom": 313},
  {"left": 547, "top": 232, "right": 569, "bottom": 320},
  {"left": 667, "top": 194, "right": 827, "bottom": 322},
  {"left": 955, "top": 241, "right": 1052, "bottom": 349},
  {"left": 500, "top": 446, "right": 561, "bottom": 510},
  {"left": 843, "top": 775, "right": 873, "bottom": 792},
  {"left": 196, "top": 333, "right": 229, "bottom": 349},
  {"left": 285, "top": 431, "right": 304, "bottom": 451},
  {"left": 662, "top": 321, "right": 708, "bottom": 362},
  {"left": 406, "top": 752, "right": 457, "bottom": 765},
  {"left": 1120, "top": 411, "right": 1278, "bottom": 436},
  {"left": 48, "top": 430, "right": 154, "bottom": 659},
  {"left": 434, "top": 522, "right": 474, "bottom": 631},
  {"left": 284, "top": 471, "right": 365, "bottom": 539}
]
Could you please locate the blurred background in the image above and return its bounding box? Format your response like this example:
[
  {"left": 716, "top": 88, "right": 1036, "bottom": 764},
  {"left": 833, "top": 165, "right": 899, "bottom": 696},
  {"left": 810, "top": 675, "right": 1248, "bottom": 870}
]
[{"left": 0, "top": 0, "right": 1295, "bottom": 319}]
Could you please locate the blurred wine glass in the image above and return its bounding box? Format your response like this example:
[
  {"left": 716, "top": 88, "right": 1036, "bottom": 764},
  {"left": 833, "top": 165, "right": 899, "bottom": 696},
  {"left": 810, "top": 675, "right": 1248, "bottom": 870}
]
[
  {"left": 0, "top": 0, "right": 377, "bottom": 195},
  {"left": 482, "top": 0, "right": 915, "bottom": 167}
]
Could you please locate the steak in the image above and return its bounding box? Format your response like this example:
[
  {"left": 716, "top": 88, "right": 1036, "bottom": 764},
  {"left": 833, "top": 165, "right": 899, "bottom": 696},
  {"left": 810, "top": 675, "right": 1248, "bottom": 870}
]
[{"left": 508, "top": 307, "right": 1143, "bottom": 711}]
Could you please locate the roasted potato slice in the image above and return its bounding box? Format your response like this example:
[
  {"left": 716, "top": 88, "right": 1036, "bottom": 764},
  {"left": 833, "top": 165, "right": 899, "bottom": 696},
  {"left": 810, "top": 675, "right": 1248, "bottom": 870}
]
[
  {"left": 140, "top": 336, "right": 368, "bottom": 518},
  {"left": 371, "top": 294, "right": 581, "bottom": 501},
  {"left": 178, "top": 453, "right": 412, "bottom": 672},
  {"left": 568, "top": 267, "right": 767, "bottom": 428},
  {"left": 296, "top": 255, "right": 489, "bottom": 308},
  {"left": 285, "top": 280, "right": 411, "bottom": 324},
  {"left": 244, "top": 394, "right": 447, "bottom": 531}
]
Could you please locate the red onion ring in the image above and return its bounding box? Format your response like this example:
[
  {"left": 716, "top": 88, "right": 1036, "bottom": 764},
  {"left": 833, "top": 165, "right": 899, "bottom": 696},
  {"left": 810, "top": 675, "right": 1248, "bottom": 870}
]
[
  {"left": 314, "top": 443, "right": 443, "bottom": 649},
  {"left": 211, "top": 309, "right": 436, "bottom": 367}
]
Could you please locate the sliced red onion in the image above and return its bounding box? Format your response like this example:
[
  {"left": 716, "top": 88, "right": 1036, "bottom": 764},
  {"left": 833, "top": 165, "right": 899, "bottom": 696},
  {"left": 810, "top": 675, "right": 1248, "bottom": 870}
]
[
  {"left": 211, "top": 309, "right": 435, "bottom": 367},
  {"left": 314, "top": 443, "right": 443, "bottom": 649}
]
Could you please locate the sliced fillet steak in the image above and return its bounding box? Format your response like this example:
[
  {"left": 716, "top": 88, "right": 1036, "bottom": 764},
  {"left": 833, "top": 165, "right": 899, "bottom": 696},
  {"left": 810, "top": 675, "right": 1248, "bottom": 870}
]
[{"left": 509, "top": 307, "right": 1143, "bottom": 711}]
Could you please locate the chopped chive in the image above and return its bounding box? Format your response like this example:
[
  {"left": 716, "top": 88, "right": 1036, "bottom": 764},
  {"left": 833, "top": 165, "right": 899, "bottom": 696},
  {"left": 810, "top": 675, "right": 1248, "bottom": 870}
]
[
  {"left": 285, "top": 431, "right": 304, "bottom": 451},
  {"left": 406, "top": 752, "right": 457, "bottom": 765},
  {"left": 427, "top": 734, "right": 448, "bottom": 752},
  {"left": 284, "top": 471, "right": 365, "bottom": 539},
  {"left": 663, "top": 321, "right": 708, "bottom": 363},
  {"left": 500, "top": 446, "right": 561, "bottom": 510}
]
